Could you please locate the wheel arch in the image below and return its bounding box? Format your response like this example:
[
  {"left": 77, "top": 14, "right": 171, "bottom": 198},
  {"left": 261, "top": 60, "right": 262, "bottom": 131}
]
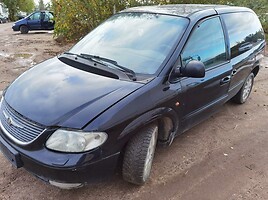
[
  {"left": 118, "top": 107, "right": 179, "bottom": 146},
  {"left": 19, "top": 24, "right": 29, "bottom": 29},
  {"left": 252, "top": 65, "right": 259, "bottom": 77}
]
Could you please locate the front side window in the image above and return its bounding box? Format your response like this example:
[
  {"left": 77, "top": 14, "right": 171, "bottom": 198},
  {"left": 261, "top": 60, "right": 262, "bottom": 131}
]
[
  {"left": 29, "top": 12, "right": 41, "bottom": 20},
  {"left": 181, "top": 17, "right": 227, "bottom": 69},
  {"left": 70, "top": 13, "right": 189, "bottom": 74}
]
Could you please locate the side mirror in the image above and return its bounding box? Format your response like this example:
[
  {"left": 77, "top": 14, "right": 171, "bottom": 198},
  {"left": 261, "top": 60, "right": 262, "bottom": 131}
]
[{"left": 180, "top": 60, "right": 205, "bottom": 78}]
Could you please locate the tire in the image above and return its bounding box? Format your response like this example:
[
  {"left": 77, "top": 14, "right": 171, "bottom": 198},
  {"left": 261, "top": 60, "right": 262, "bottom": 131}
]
[
  {"left": 122, "top": 123, "right": 158, "bottom": 185},
  {"left": 20, "top": 25, "right": 29, "bottom": 34},
  {"left": 232, "top": 73, "right": 254, "bottom": 104}
]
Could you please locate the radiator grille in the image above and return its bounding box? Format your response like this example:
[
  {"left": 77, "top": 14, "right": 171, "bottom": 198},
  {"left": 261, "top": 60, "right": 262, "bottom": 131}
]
[{"left": 0, "top": 99, "right": 45, "bottom": 144}]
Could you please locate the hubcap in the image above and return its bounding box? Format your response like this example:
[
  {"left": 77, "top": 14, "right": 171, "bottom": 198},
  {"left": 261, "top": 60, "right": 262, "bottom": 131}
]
[{"left": 242, "top": 76, "right": 253, "bottom": 101}]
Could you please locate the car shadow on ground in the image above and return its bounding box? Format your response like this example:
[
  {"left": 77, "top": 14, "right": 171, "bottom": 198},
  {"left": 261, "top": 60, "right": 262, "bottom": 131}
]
[{"left": 13, "top": 31, "right": 53, "bottom": 35}]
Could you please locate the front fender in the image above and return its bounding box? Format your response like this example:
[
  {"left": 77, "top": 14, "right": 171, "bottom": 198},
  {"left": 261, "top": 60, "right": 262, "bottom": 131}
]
[{"left": 118, "top": 107, "right": 179, "bottom": 141}]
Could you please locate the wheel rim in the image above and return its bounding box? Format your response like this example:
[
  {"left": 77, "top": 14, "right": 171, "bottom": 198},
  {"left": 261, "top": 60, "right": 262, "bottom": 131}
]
[
  {"left": 242, "top": 76, "right": 253, "bottom": 101},
  {"left": 143, "top": 127, "right": 158, "bottom": 181},
  {"left": 20, "top": 26, "right": 28, "bottom": 33}
]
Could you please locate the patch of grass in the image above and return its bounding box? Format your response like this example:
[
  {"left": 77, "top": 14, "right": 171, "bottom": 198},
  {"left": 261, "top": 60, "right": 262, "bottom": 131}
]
[{"left": 13, "top": 53, "right": 33, "bottom": 59}]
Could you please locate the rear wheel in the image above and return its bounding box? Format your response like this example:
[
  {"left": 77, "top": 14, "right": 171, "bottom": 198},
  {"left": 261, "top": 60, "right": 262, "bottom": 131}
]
[
  {"left": 232, "top": 73, "right": 254, "bottom": 104},
  {"left": 122, "top": 123, "right": 158, "bottom": 185},
  {"left": 20, "top": 25, "right": 29, "bottom": 34}
]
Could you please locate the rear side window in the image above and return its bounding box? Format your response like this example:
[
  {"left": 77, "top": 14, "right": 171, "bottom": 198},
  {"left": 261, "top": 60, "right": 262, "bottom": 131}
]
[
  {"left": 222, "top": 12, "right": 265, "bottom": 58},
  {"left": 181, "top": 17, "right": 227, "bottom": 69}
]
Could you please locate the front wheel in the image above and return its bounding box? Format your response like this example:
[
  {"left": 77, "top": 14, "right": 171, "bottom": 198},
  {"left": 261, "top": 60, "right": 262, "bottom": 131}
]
[
  {"left": 232, "top": 73, "right": 254, "bottom": 104},
  {"left": 122, "top": 123, "right": 158, "bottom": 185},
  {"left": 20, "top": 25, "right": 29, "bottom": 34}
]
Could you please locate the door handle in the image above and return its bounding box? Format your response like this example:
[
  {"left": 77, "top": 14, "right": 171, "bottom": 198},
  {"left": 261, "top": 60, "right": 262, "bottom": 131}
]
[
  {"left": 232, "top": 69, "right": 237, "bottom": 76},
  {"left": 220, "top": 76, "right": 231, "bottom": 85}
]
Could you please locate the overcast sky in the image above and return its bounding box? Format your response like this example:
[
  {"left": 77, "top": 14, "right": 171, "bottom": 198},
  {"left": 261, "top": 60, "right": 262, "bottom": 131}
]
[{"left": 34, "top": 0, "right": 51, "bottom": 5}]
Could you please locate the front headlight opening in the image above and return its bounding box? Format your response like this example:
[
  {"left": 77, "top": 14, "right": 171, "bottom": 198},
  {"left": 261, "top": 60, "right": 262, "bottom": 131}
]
[{"left": 45, "top": 130, "right": 108, "bottom": 153}]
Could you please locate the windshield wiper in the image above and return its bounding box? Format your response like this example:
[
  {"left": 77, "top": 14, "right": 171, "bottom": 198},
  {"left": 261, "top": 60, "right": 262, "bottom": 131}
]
[
  {"left": 62, "top": 52, "right": 136, "bottom": 81},
  {"left": 63, "top": 52, "right": 97, "bottom": 63},
  {"left": 62, "top": 52, "right": 105, "bottom": 65},
  {"left": 80, "top": 53, "right": 136, "bottom": 81}
]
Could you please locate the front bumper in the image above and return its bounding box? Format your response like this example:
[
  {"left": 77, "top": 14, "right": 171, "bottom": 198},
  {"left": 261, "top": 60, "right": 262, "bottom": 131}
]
[
  {"left": 12, "top": 25, "right": 19, "bottom": 31},
  {"left": 0, "top": 128, "right": 120, "bottom": 186}
]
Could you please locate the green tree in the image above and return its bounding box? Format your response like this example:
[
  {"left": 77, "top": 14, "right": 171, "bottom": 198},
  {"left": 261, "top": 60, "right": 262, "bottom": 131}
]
[
  {"left": 52, "top": 0, "right": 268, "bottom": 42},
  {"left": 1, "top": 0, "right": 17, "bottom": 21},
  {"left": 19, "top": 0, "right": 35, "bottom": 12},
  {"left": 1, "top": 0, "right": 34, "bottom": 21},
  {"left": 231, "top": 0, "right": 268, "bottom": 33},
  {"left": 52, "top": 0, "right": 126, "bottom": 41}
]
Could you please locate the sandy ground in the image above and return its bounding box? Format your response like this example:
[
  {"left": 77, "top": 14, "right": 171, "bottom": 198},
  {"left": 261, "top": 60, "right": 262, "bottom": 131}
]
[{"left": 0, "top": 22, "right": 268, "bottom": 200}]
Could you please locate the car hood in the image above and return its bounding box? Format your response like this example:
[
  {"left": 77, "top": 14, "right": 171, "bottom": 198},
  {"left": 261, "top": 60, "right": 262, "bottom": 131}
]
[
  {"left": 14, "top": 18, "right": 25, "bottom": 24},
  {"left": 4, "top": 57, "right": 143, "bottom": 128}
]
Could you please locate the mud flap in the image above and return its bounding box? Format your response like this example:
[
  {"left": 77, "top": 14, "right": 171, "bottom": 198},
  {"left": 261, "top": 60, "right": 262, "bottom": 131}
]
[{"left": 158, "top": 131, "right": 176, "bottom": 147}]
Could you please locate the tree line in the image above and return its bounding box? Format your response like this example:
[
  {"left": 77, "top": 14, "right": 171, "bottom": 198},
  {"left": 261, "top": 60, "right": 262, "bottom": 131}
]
[
  {"left": 0, "top": 0, "right": 49, "bottom": 21},
  {"left": 51, "top": 0, "right": 268, "bottom": 41},
  {"left": 1, "top": 0, "right": 267, "bottom": 41}
]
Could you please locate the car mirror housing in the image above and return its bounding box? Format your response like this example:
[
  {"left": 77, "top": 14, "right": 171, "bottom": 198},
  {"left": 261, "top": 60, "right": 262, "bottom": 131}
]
[{"left": 180, "top": 60, "right": 205, "bottom": 78}]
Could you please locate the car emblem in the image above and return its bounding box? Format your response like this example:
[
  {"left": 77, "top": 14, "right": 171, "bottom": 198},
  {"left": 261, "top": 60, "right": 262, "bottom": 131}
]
[
  {"left": 3, "top": 110, "right": 24, "bottom": 129},
  {"left": 7, "top": 117, "right": 12, "bottom": 125}
]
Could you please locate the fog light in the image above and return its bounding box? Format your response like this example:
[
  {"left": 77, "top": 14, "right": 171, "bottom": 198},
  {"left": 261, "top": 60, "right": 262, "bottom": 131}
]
[{"left": 49, "top": 180, "right": 83, "bottom": 189}]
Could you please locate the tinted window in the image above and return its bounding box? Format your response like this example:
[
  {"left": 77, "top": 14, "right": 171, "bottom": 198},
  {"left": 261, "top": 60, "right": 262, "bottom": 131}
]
[
  {"left": 30, "top": 12, "right": 41, "bottom": 20},
  {"left": 222, "top": 12, "right": 265, "bottom": 58},
  {"left": 181, "top": 17, "right": 227, "bottom": 69},
  {"left": 70, "top": 13, "right": 189, "bottom": 74}
]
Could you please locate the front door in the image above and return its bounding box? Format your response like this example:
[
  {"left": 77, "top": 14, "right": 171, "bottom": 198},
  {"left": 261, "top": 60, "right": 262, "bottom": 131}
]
[
  {"left": 27, "top": 12, "right": 41, "bottom": 30},
  {"left": 177, "top": 16, "right": 232, "bottom": 131}
]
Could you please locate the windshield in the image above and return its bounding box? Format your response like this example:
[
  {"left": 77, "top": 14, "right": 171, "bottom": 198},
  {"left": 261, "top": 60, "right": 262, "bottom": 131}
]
[{"left": 69, "top": 13, "right": 188, "bottom": 75}]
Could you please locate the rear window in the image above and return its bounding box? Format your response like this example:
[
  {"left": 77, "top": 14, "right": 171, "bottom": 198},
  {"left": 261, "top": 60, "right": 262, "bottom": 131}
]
[{"left": 222, "top": 12, "right": 265, "bottom": 58}]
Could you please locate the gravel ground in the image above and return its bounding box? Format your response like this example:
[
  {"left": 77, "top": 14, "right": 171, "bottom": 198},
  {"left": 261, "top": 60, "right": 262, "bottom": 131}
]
[{"left": 0, "top": 22, "right": 268, "bottom": 200}]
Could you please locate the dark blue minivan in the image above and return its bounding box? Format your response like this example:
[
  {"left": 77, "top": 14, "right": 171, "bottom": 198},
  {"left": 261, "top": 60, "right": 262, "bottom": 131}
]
[
  {"left": 12, "top": 11, "right": 54, "bottom": 34},
  {"left": 0, "top": 4, "right": 266, "bottom": 189}
]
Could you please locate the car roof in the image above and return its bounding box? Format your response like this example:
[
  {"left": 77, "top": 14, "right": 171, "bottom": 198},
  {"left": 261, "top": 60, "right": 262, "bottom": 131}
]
[
  {"left": 32, "top": 10, "right": 53, "bottom": 13},
  {"left": 121, "top": 4, "right": 252, "bottom": 19}
]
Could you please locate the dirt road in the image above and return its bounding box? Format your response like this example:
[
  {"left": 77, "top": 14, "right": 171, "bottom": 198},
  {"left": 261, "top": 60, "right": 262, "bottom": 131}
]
[{"left": 0, "top": 22, "right": 268, "bottom": 200}]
